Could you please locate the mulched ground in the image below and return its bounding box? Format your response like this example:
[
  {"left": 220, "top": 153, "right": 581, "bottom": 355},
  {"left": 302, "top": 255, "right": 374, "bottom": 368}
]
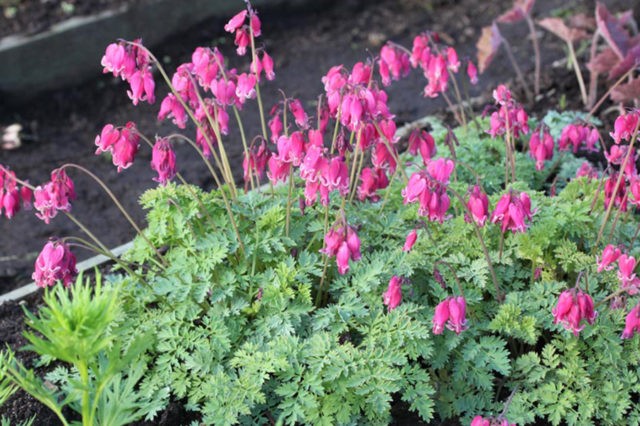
[{"left": 0, "top": 0, "right": 637, "bottom": 423}]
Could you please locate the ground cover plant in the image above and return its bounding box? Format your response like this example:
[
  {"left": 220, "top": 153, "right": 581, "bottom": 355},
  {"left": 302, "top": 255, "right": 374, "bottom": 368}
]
[{"left": 1, "top": 1, "right": 640, "bottom": 425}]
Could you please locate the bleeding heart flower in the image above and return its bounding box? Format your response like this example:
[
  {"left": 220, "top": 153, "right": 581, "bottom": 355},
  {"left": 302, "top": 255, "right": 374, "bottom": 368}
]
[
  {"left": 32, "top": 239, "right": 77, "bottom": 288},
  {"left": 383, "top": 275, "right": 403, "bottom": 311}
]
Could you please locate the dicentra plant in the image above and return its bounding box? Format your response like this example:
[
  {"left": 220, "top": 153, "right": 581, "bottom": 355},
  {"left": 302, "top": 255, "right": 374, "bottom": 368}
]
[{"left": 1, "top": 2, "right": 640, "bottom": 425}]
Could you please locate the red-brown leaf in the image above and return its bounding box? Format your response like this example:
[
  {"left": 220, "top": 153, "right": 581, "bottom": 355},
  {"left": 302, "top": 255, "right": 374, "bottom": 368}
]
[
  {"left": 537, "top": 17, "right": 589, "bottom": 43},
  {"left": 496, "top": 0, "right": 535, "bottom": 23},
  {"left": 610, "top": 77, "right": 640, "bottom": 103},
  {"left": 596, "top": 2, "right": 632, "bottom": 59},
  {"left": 476, "top": 24, "right": 502, "bottom": 73}
]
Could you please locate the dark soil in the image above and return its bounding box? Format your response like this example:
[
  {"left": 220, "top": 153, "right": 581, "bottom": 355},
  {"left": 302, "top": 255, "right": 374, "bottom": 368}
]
[
  {"left": 0, "top": 0, "right": 151, "bottom": 38},
  {"left": 0, "top": 0, "right": 638, "bottom": 424}
]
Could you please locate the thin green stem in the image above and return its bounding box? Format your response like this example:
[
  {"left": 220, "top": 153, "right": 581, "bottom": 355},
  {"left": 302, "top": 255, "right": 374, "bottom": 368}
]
[
  {"left": 567, "top": 42, "right": 587, "bottom": 106},
  {"left": 61, "top": 164, "right": 167, "bottom": 267}
]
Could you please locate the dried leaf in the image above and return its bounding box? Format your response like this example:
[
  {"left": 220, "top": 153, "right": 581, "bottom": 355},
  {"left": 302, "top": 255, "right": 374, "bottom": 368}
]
[
  {"left": 476, "top": 24, "right": 502, "bottom": 73},
  {"left": 596, "top": 2, "right": 632, "bottom": 59},
  {"left": 538, "top": 17, "right": 589, "bottom": 43},
  {"left": 568, "top": 13, "right": 596, "bottom": 31},
  {"left": 496, "top": 0, "right": 535, "bottom": 24},
  {"left": 587, "top": 47, "right": 619, "bottom": 73},
  {"left": 610, "top": 77, "right": 640, "bottom": 103},
  {"left": 609, "top": 44, "right": 640, "bottom": 79}
]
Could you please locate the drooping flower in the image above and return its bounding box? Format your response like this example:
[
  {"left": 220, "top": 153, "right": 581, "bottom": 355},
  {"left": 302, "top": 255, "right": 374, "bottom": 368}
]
[
  {"left": 403, "top": 229, "right": 418, "bottom": 252},
  {"left": 378, "top": 43, "right": 410, "bottom": 86},
  {"left": 111, "top": 122, "right": 140, "bottom": 172},
  {"left": 471, "top": 416, "right": 515, "bottom": 426},
  {"left": 490, "top": 190, "right": 533, "bottom": 233},
  {"left": 320, "top": 223, "right": 361, "bottom": 275},
  {"left": 610, "top": 110, "right": 639, "bottom": 144},
  {"left": 262, "top": 51, "right": 275, "bottom": 80},
  {"left": 407, "top": 129, "right": 436, "bottom": 165},
  {"left": 558, "top": 124, "right": 599, "bottom": 153},
  {"left": 32, "top": 239, "right": 77, "bottom": 288},
  {"left": 151, "top": 137, "right": 177, "bottom": 185},
  {"left": 289, "top": 98, "right": 309, "bottom": 130},
  {"left": 466, "top": 185, "right": 489, "bottom": 227},
  {"left": 94, "top": 124, "right": 121, "bottom": 154},
  {"left": 621, "top": 303, "right": 640, "bottom": 339},
  {"left": 618, "top": 254, "right": 638, "bottom": 292},
  {"left": 596, "top": 244, "right": 621, "bottom": 272},
  {"left": 466, "top": 60, "right": 478, "bottom": 85},
  {"left": 383, "top": 275, "right": 403, "bottom": 311},
  {"left": 432, "top": 296, "right": 468, "bottom": 335},
  {"left": 243, "top": 139, "right": 270, "bottom": 186},
  {"left": 552, "top": 288, "right": 597, "bottom": 336},
  {"left": 34, "top": 168, "right": 76, "bottom": 224},
  {"left": 528, "top": 126, "right": 554, "bottom": 171},
  {"left": 101, "top": 40, "right": 155, "bottom": 105},
  {"left": 357, "top": 167, "right": 389, "bottom": 202},
  {"left": 575, "top": 161, "right": 598, "bottom": 180}
]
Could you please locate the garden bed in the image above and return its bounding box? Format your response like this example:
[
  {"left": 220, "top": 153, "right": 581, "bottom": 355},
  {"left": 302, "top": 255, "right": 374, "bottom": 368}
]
[{"left": 0, "top": 0, "right": 639, "bottom": 424}]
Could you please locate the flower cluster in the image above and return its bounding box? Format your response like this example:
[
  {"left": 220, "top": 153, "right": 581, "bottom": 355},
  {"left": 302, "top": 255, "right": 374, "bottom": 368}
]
[
  {"left": 33, "top": 168, "right": 76, "bottom": 224},
  {"left": 320, "top": 222, "right": 361, "bottom": 274},
  {"left": 432, "top": 296, "right": 468, "bottom": 335},
  {"left": 402, "top": 157, "right": 455, "bottom": 223},
  {"left": 101, "top": 39, "right": 155, "bottom": 105},
  {"left": 94, "top": 122, "right": 141, "bottom": 172},
  {"left": 378, "top": 43, "right": 410, "bottom": 86},
  {"left": 528, "top": 126, "right": 554, "bottom": 171},
  {"left": 409, "top": 33, "right": 475, "bottom": 98},
  {"left": 596, "top": 245, "right": 640, "bottom": 295},
  {"left": 0, "top": 166, "right": 32, "bottom": 219},
  {"left": 490, "top": 190, "right": 533, "bottom": 233},
  {"left": 487, "top": 85, "right": 529, "bottom": 139},
  {"left": 558, "top": 123, "right": 599, "bottom": 153},
  {"left": 552, "top": 288, "right": 597, "bottom": 336},
  {"left": 408, "top": 128, "right": 437, "bottom": 165},
  {"left": 32, "top": 239, "right": 77, "bottom": 288}
]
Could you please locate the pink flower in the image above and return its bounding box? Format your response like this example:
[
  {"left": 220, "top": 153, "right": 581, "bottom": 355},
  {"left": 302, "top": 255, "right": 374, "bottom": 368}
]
[
  {"left": 610, "top": 110, "right": 639, "bottom": 144},
  {"left": 604, "top": 173, "right": 628, "bottom": 212},
  {"left": 403, "top": 229, "right": 418, "bottom": 252},
  {"left": 151, "top": 137, "right": 176, "bottom": 185},
  {"left": 552, "top": 289, "right": 597, "bottom": 336},
  {"left": 432, "top": 299, "right": 450, "bottom": 335},
  {"left": 111, "top": 122, "right": 140, "bottom": 172},
  {"left": 224, "top": 10, "right": 247, "bottom": 33},
  {"left": 493, "top": 84, "right": 512, "bottom": 105},
  {"left": 250, "top": 12, "right": 261, "bottom": 37},
  {"left": 336, "top": 241, "right": 351, "bottom": 274},
  {"left": 466, "top": 60, "right": 478, "bottom": 85},
  {"left": 320, "top": 224, "right": 361, "bottom": 275},
  {"left": 127, "top": 67, "right": 155, "bottom": 105},
  {"left": 236, "top": 72, "right": 257, "bottom": 100},
  {"left": 267, "top": 155, "right": 291, "bottom": 184},
  {"left": 20, "top": 186, "right": 33, "bottom": 210},
  {"left": 470, "top": 416, "right": 490, "bottom": 426},
  {"left": 94, "top": 124, "right": 121, "bottom": 154},
  {"left": 289, "top": 98, "right": 309, "bottom": 129},
  {"left": 32, "top": 239, "right": 77, "bottom": 288},
  {"left": 408, "top": 129, "right": 436, "bottom": 165},
  {"left": 466, "top": 185, "right": 489, "bottom": 227},
  {"left": 596, "top": 244, "right": 621, "bottom": 272},
  {"left": 234, "top": 28, "right": 250, "bottom": 55},
  {"left": 447, "top": 296, "right": 468, "bottom": 334},
  {"left": 357, "top": 167, "right": 389, "bottom": 202},
  {"left": 618, "top": 254, "right": 637, "bottom": 288},
  {"left": 268, "top": 113, "right": 283, "bottom": 143},
  {"left": 383, "top": 276, "right": 403, "bottom": 311},
  {"left": 378, "top": 43, "right": 410, "bottom": 86},
  {"left": 432, "top": 296, "right": 468, "bottom": 335},
  {"left": 575, "top": 161, "right": 598, "bottom": 180},
  {"left": 158, "top": 94, "right": 187, "bottom": 129},
  {"left": 2, "top": 189, "right": 20, "bottom": 219},
  {"left": 33, "top": 168, "right": 76, "bottom": 224},
  {"left": 243, "top": 139, "right": 270, "bottom": 185},
  {"left": 262, "top": 51, "right": 275, "bottom": 80},
  {"left": 490, "top": 190, "right": 533, "bottom": 233},
  {"left": 529, "top": 127, "right": 554, "bottom": 171},
  {"left": 621, "top": 304, "right": 640, "bottom": 339}
]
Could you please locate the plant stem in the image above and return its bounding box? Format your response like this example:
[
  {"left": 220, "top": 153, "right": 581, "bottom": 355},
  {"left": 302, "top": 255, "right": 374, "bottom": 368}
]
[
  {"left": 77, "top": 360, "right": 90, "bottom": 426},
  {"left": 500, "top": 36, "right": 532, "bottom": 102},
  {"left": 595, "top": 124, "right": 639, "bottom": 248},
  {"left": 61, "top": 164, "right": 167, "bottom": 267},
  {"left": 566, "top": 41, "right": 587, "bottom": 106},
  {"left": 525, "top": 14, "right": 540, "bottom": 96},
  {"left": 448, "top": 186, "right": 502, "bottom": 301},
  {"left": 285, "top": 168, "right": 295, "bottom": 238}
]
